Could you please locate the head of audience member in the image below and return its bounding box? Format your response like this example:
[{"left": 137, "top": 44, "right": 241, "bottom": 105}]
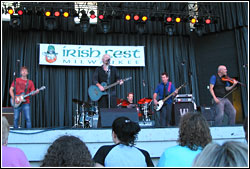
[
  {"left": 112, "top": 116, "right": 141, "bottom": 146},
  {"left": 2, "top": 116, "right": 10, "bottom": 146},
  {"left": 243, "top": 117, "right": 248, "bottom": 142},
  {"left": 41, "top": 135, "right": 94, "bottom": 167},
  {"left": 193, "top": 141, "right": 248, "bottom": 167},
  {"left": 127, "top": 92, "right": 134, "bottom": 103},
  {"left": 161, "top": 72, "right": 169, "bottom": 84},
  {"left": 178, "top": 112, "right": 212, "bottom": 151}
]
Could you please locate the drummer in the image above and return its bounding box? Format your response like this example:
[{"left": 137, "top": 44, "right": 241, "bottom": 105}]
[{"left": 126, "top": 92, "right": 137, "bottom": 109}]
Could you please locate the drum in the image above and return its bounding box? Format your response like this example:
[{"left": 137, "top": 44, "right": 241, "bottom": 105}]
[{"left": 85, "top": 106, "right": 98, "bottom": 116}]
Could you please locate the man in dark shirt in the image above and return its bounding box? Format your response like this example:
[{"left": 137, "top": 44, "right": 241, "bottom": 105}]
[
  {"left": 93, "top": 54, "right": 123, "bottom": 108},
  {"left": 209, "top": 65, "right": 237, "bottom": 125}
]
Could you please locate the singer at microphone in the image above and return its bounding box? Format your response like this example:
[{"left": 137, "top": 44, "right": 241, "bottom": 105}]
[{"left": 92, "top": 54, "right": 123, "bottom": 108}]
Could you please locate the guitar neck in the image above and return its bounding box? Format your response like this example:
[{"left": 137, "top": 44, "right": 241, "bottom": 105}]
[
  {"left": 23, "top": 91, "right": 36, "bottom": 98},
  {"left": 162, "top": 84, "right": 185, "bottom": 102},
  {"left": 104, "top": 81, "right": 120, "bottom": 90}
]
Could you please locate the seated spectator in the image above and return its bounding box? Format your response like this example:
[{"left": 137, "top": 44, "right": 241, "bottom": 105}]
[
  {"left": 158, "top": 112, "right": 212, "bottom": 167},
  {"left": 93, "top": 116, "right": 154, "bottom": 167},
  {"left": 2, "top": 116, "right": 31, "bottom": 167},
  {"left": 193, "top": 141, "right": 248, "bottom": 167},
  {"left": 243, "top": 117, "right": 248, "bottom": 142},
  {"left": 41, "top": 135, "right": 94, "bottom": 167}
]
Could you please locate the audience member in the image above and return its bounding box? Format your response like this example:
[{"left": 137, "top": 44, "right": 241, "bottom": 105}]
[
  {"left": 93, "top": 116, "right": 154, "bottom": 167},
  {"left": 158, "top": 112, "right": 212, "bottom": 167},
  {"left": 243, "top": 117, "right": 248, "bottom": 142},
  {"left": 193, "top": 141, "right": 248, "bottom": 167},
  {"left": 41, "top": 135, "right": 94, "bottom": 167},
  {"left": 2, "top": 116, "right": 31, "bottom": 167}
]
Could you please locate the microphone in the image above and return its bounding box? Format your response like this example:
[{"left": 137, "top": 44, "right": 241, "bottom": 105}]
[
  {"left": 181, "top": 61, "right": 185, "bottom": 66},
  {"left": 143, "top": 80, "right": 146, "bottom": 87},
  {"left": 243, "top": 64, "right": 248, "bottom": 68},
  {"left": 16, "top": 60, "right": 20, "bottom": 62}
]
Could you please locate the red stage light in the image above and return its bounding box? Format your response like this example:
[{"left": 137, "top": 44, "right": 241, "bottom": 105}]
[
  {"left": 54, "top": 11, "right": 60, "bottom": 17},
  {"left": 98, "top": 15, "right": 104, "bottom": 20},
  {"left": 205, "top": 19, "right": 211, "bottom": 24},
  {"left": 17, "top": 10, "right": 23, "bottom": 16},
  {"left": 134, "top": 15, "right": 139, "bottom": 21},
  {"left": 90, "top": 14, "right": 96, "bottom": 19},
  {"left": 166, "top": 17, "right": 172, "bottom": 22}
]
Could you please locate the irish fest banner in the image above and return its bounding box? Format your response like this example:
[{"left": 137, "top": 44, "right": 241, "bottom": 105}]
[{"left": 39, "top": 44, "right": 145, "bottom": 67}]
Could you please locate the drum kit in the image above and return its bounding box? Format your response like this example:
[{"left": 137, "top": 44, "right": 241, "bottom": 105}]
[
  {"left": 72, "top": 99, "right": 99, "bottom": 128},
  {"left": 117, "top": 97, "right": 153, "bottom": 122}
]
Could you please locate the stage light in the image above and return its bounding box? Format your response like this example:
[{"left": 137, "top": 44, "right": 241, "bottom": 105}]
[
  {"left": 8, "top": 7, "right": 14, "bottom": 15},
  {"left": 98, "top": 14, "right": 104, "bottom": 20},
  {"left": 54, "top": 11, "right": 60, "bottom": 17},
  {"left": 165, "top": 24, "right": 174, "bottom": 36},
  {"left": 191, "top": 18, "right": 196, "bottom": 24},
  {"left": 142, "top": 16, "right": 148, "bottom": 22},
  {"left": 205, "top": 18, "right": 211, "bottom": 24},
  {"left": 63, "top": 12, "right": 69, "bottom": 18},
  {"left": 45, "top": 11, "right": 51, "bottom": 17},
  {"left": 166, "top": 17, "right": 172, "bottom": 22},
  {"left": 134, "top": 15, "right": 139, "bottom": 21},
  {"left": 101, "top": 21, "right": 110, "bottom": 33},
  {"left": 90, "top": 10, "right": 96, "bottom": 19},
  {"left": 9, "top": 15, "right": 21, "bottom": 28},
  {"left": 17, "top": 9, "right": 23, "bottom": 16},
  {"left": 125, "top": 14, "right": 131, "bottom": 21},
  {"left": 175, "top": 17, "right": 181, "bottom": 23}
]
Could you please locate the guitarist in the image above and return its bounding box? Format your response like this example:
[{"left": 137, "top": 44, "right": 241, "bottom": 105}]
[
  {"left": 93, "top": 54, "right": 123, "bottom": 108},
  {"left": 9, "top": 66, "right": 39, "bottom": 129},
  {"left": 153, "top": 72, "right": 178, "bottom": 127}
]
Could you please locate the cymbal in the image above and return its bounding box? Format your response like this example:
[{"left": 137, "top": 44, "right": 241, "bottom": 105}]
[
  {"left": 116, "top": 99, "right": 130, "bottom": 106},
  {"left": 72, "top": 98, "right": 84, "bottom": 104},
  {"left": 138, "top": 98, "right": 152, "bottom": 104}
]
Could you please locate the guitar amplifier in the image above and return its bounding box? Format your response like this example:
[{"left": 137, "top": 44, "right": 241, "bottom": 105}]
[
  {"left": 174, "top": 94, "right": 193, "bottom": 103},
  {"left": 173, "top": 102, "right": 195, "bottom": 126}
]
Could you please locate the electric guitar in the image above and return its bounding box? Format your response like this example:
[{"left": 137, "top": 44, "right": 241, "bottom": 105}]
[
  {"left": 10, "top": 86, "right": 46, "bottom": 108},
  {"left": 88, "top": 77, "right": 132, "bottom": 101},
  {"left": 154, "top": 82, "right": 187, "bottom": 111}
]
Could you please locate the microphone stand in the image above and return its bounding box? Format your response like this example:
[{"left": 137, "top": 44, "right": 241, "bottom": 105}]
[
  {"left": 107, "top": 65, "right": 111, "bottom": 109},
  {"left": 13, "top": 60, "right": 20, "bottom": 108}
]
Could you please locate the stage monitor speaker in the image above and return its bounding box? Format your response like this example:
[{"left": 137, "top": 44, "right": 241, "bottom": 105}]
[
  {"left": 99, "top": 108, "right": 139, "bottom": 128},
  {"left": 2, "top": 107, "right": 17, "bottom": 126},
  {"left": 174, "top": 102, "right": 194, "bottom": 126},
  {"left": 200, "top": 106, "right": 215, "bottom": 126}
]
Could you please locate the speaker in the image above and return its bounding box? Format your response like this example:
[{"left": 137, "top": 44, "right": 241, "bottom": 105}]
[
  {"left": 98, "top": 108, "right": 139, "bottom": 128},
  {"left": 200, "top": 106, "right": 215, "bottom": 126},
  {"left": 2, "top": 107, "right": 16, "bottom": 126},
  {"left": 173, "top": 102, "right": 194, "bottom": 126}
]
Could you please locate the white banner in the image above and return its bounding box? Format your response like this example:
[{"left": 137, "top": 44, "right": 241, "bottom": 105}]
[{"left": 39, "top": 44, "right": 145, "bottom": 67}]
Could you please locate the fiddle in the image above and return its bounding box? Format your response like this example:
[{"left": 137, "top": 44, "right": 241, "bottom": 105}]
[{"left": 221, "top": 76, "right": 245, "bottom": 86}]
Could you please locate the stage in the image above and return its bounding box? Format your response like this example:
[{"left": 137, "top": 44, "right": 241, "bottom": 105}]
[{"left": 8, "top": 125, "right": 246, "bottom": 167}]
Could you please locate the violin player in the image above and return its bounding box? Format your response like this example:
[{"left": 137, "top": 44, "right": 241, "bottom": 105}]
[{"left": 209, "top": 65, "right": 238, "bottom": 126}]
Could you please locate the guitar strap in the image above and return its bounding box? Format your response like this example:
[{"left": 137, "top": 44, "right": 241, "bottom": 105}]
[
  {"left": 24, "top": 79, "right": 29, "bottom": 94},
  {"left": 168, "top": 82, "right": 172, "bottom": 93}
]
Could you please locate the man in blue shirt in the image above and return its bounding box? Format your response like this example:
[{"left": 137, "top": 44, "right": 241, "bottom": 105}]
[
  {"left": 153, "top": 72, "right": 178, "bottom": 127},
  {"left": 209, "top": 65, "right": 237, "bottom": 125}
]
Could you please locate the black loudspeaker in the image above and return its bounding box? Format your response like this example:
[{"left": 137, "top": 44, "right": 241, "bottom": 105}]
[
  {"left": 201, "top": 106, "right": 215, "bottom": 126},
  {"left": 173, "top": 102, "right": 194, "bottom": 126},
  {"left": 2, "top": 107, "right": 18, "bottom": 126},
  {"left": 99, "top": 108, "right": 139, "bottom": 128}
]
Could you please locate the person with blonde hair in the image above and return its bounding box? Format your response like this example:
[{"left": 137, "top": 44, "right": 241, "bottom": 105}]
[
  {"left": 193, "top": 141, "right": 248, "bottom": 167},
  {"left": 2, "top": 116, "right": 30, "bottom": 167}
]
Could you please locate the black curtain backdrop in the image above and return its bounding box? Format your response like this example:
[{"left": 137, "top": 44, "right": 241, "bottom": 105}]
[{"left": 2, "top": 2, "right": 248, "bottom": 128}]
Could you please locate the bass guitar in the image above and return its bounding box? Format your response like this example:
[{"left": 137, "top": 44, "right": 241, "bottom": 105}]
[
  {"left": 10, "top": 86, "right": 46, "bottom": 108},
  {"left": 154, "top": 82, "right": 187, "bottom": 111},
  {"left": 88, "top": 77, "right": 132, "bottom": 101}
]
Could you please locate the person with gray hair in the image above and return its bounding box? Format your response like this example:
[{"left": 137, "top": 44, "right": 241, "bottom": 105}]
[
  {"left": 2, "top": 116, "right": 30, "bottom": 167},
  {"left": 193, "top": 141, "right": 248, "bottom": 167},
  {"left": 209, "top": 65, "right": 237, "bottom": 125}
]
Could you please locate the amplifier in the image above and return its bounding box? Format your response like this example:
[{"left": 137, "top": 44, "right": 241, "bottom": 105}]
[{"left": 174, "top": 94, "right": 193, "bottom": 103}]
